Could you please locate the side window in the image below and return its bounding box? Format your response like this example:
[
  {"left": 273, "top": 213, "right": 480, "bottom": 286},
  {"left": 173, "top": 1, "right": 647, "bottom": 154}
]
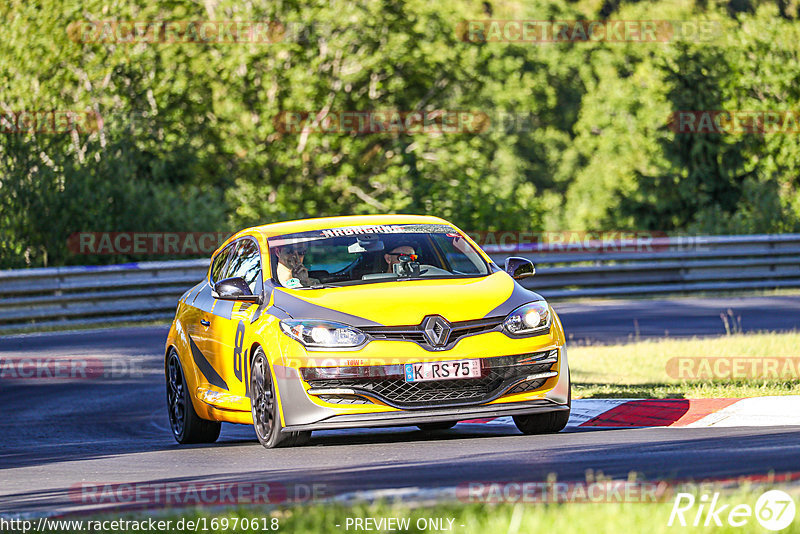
[
  {"left": 210, "top": 243, "right": 235, "bottom": 284},
  {"left": 227, "top": 239, "right": 263, "bottom": 295},
  {"left": 430, "top": 234, "right": 485, "bottom": 274}
]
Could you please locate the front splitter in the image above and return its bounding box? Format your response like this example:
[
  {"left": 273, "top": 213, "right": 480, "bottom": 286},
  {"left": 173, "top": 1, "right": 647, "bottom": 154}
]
[{"left": 282, "top": 399, "right": 569, "bottom": 432}]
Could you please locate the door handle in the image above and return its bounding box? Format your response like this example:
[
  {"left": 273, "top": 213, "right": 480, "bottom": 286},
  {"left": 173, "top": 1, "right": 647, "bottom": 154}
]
[{"left": 200, "top": 319, "right": 210, "bottom": 327}]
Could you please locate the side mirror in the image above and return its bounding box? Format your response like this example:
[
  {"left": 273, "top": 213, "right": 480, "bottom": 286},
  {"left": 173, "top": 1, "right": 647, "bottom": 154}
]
[
  {"left": 504, "top": 257, "right": 535, "bottom": 280},
  {"left": 213, "top": 277, "right": 261, "bottom": 303}
]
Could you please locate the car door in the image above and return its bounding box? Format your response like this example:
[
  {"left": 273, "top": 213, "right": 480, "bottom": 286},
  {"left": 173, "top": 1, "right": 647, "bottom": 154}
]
[
  {"left": 208, "top": 237, "right": 264, "bottom": 399},
  {"left": 185, "top": 241, "right": 236, "bottom": 392}
]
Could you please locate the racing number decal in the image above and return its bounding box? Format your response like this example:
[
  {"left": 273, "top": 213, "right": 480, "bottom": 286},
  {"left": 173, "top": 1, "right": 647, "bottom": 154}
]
[
  {"left": 233, "top": 320, "right": 245, "bottom": 381},
  {"left": 233, "top": 320, "right": 250, "bottom": 396}
]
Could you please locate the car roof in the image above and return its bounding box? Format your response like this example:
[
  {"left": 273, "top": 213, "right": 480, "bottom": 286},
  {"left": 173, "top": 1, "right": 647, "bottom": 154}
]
[
  {"left": 233, "top": 214, "right": 452, "bottom": 241},
  {"left": 210, "top": 214, "right": 487, "bottom": 270}
]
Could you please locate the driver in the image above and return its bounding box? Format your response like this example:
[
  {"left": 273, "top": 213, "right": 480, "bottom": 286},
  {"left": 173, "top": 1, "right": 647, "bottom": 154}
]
[
  {"left": 384, "top": 245, "right": 416, "bottom": 273},
  {"left": 276, "top": 244, "right": 318, "bottom": 288}
]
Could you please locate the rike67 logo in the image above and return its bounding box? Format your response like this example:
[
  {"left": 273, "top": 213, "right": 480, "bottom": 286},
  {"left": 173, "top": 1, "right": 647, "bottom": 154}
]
[{"left": 669, "top": 490, "right": 796, "bottom": 531}]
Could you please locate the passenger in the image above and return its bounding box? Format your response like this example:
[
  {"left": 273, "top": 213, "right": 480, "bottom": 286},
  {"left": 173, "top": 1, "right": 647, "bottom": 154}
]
[{"left": 276, "top": 244, "right": 318, "bottom": 287}]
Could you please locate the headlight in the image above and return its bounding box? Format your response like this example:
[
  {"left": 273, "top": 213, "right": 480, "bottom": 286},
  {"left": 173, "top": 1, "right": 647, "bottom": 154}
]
[
  {"left": 279, "top": 320, "right": 367, "bottom": 348},
  {"left": 503, "top": 301, "right": 551, "bottom": 336}
]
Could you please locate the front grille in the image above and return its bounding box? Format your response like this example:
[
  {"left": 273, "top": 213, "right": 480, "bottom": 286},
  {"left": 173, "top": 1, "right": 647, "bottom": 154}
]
[
  {"left": 361, "top": 316, "right": 503, "bottom": 350},
  {"left": 306, "top": 350, "right": 557, "bottom": 408},
  {"left": 364, "top": 330, "right": 427, "bottom": 344}
]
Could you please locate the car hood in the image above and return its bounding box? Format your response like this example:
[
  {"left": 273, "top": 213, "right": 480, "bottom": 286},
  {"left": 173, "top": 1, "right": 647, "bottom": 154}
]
[{"left": 269, "top": 271, "right": 542, "bottom": 327}]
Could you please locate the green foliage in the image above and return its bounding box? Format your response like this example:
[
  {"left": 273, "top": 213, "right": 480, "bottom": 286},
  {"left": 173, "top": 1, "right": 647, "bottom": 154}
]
[
  {"left": 1, "top": 0, "right": 799, "bottom": 268},
  {"left": 562, "top": 2, "right": 800, "bottom": 233}
]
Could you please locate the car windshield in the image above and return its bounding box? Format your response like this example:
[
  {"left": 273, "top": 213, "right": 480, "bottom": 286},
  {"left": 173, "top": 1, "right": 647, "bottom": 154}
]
[{"left": 268, "top": 224, "right": 490, "bottom": 288}]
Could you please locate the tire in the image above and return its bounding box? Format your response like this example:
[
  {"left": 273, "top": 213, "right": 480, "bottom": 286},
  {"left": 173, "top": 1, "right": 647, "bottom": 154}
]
[
  {"left": 166, "top": 348, "right": 221, "bottom": 444},
  {"left": 513, "top": 388, "right": 571, "bottom": 435},
  {"left": 417, "top": 421, "right": 457, "bottom": 431},
  {"left": 250, "top": 347, "right": 311, "bottom": 449}
]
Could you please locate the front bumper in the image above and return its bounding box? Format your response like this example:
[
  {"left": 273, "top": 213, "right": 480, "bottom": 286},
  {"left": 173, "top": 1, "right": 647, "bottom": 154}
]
[
  {"left": 272, "top": 343, "right": 571, "bottom": 431},
  {"left": 269, "top": 310, "right": 570, "bottom": 432},
  {"left": 282, "top": 398, "right": 569, "bottom": 432}
]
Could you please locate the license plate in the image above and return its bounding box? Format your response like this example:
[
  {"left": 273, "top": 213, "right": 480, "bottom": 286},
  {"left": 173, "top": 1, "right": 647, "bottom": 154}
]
[{"left": 404, "top": 359, "right": 481, "bottom": 382}]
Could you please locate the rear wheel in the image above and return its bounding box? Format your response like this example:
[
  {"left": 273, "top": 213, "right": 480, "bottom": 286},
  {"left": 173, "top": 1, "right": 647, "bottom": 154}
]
[
  {"left": 251, "top": 347, "right": 310, "bottom": 448},
  {"left": 417, "top": 421, "right": 457, "bottom": 431},
  {"left": 166, "top": 349, "right": 221, "bottom": 444}
]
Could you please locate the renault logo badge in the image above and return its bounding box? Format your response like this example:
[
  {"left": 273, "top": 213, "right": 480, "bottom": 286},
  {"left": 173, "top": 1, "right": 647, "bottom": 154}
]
[{"left": 422, "top": 316, "right": 451, "bottom": 347}]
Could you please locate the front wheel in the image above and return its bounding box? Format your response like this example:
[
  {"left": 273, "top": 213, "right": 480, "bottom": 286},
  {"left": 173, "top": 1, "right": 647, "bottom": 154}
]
[
  {"left": 166, "top": 349, "right": 221, "bottom": 444},
  {"left": 250, "top": 347, "right": 310, "bottom": 449},
  {"left": 513, "top": 389, "right": 571, "bottom": 435},
  {"left": 513, "top": 410, "right": 570, "bottom": 434}
]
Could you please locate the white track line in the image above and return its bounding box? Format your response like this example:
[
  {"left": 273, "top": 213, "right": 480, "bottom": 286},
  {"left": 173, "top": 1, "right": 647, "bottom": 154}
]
[{"left": 687, "top": 396, "right": 800, "bottom": 427}]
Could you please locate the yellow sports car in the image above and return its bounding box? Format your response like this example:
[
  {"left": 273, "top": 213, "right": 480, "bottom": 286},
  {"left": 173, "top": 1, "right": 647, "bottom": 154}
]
[{"left": 165, "top": 215, "right": 570, "bottom": 448}]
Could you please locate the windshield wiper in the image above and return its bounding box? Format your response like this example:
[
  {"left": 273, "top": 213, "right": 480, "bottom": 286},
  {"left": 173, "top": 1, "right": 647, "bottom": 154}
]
[{"left": 300, "top": 283, "right": 338, "bottom": 289}]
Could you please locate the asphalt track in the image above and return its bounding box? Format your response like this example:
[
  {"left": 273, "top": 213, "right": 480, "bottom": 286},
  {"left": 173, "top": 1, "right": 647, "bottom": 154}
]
[{"left": 1, "top": 295, "right": 800, "bottom": 516}]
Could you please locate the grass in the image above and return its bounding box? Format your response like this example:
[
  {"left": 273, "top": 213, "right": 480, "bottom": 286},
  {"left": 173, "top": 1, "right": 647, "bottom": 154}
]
[
  {"left": 33, "top": 484, "right": 800, "bottom": 533},
  {"left": 570, "top": 331, "right": 800, "bottom": 398}
]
